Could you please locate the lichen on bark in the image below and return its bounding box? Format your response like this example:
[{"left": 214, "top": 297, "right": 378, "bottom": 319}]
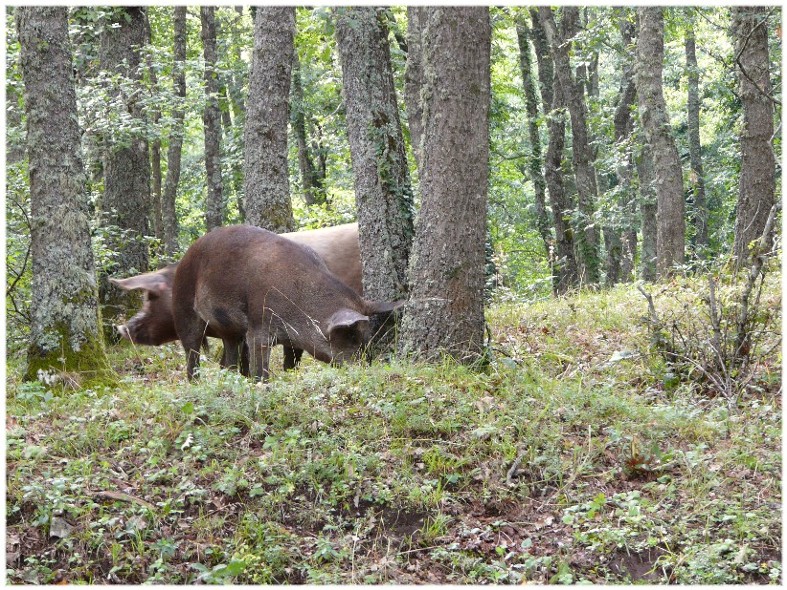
[{"left": 17, "top": 6, "right": 116, "bottom": 386}]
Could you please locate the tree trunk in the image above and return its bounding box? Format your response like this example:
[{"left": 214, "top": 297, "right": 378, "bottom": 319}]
[
  {"left": 731, "top": 7, "right": 776, "bottom": 268},
  {"left": 637, "top": 7, "right": 685, "bottom": 277},
  {"left": 145, "top": 13, "right": 163, "bottom": 244},
  {"left": 224, "top": 6, "right": 247, "bottom": 222},
  {"left": 404, "top": 6, "right": 425, "bottom": 173},
  {"left": 636, "top": 136, "right": 658, "bottom": 282},
  {"left": 291, "top": 48, "right": 326, "bottom": 206},
  {"left": 685, "top": 14, "right": 709, "bottom": 257},
  {"left": 539, "top": 7, "right": 601, "bottom": 286},
  {"left": 400, "top": 7, "right": 491, "bottom": 363},
  {"left": 243, "top": 6, "right": 295, "bottom": 232},
  {"left": 99, "top": 7, "right": 150, "bottom": 334},
  {"left": 201, "top": 6, "right": 225, "bottom": 231},
  {"left": 335, "top": 7, "right": 415, "bottom": 301},
  {"left": 162, "top": 6, "right": 186, "bottom": 256},
  {"left": 17, "top": 7, "right": 113, "bottom": 383},
  {"left": 515, "top": 17, "right": 553, "bottom": 285},
  {"left": 531, "top": 9, "right": 578, "bottom": 295},
  {"left": 612, "top": 9, "right": 638, "bottom": 284}
]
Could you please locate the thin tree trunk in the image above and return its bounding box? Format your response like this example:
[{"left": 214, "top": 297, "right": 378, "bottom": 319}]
[
  {"left": 400, "top": 7, "right": 491, "bottom": 363},
  {"left": 17, "top": 7, "right": 113, "bottom": 382},
  {"left": 291, "top": 48, "right": 325, "bottom": 206},
  {"left": 244, "top": 6, "right": 295, "bottom": 232},
  {"left": 515, "top": 17, "right": 553, "bottom": 284},
  {"left": 610, "top": 9, "right": 638, "bottom": 284},
  {"left": 637, "top": 137, "right": 658, "bottom": 282},
  {"left": 404, "top": 6, "right": 425, "bottom": 173},
  {"left": 539, "top": 7, "right": 601, "bottom": 286},
  {"left": 637, "top": 7, "right": 685, "bottom": 277},
  {"left": 201, "top": 6, "right": 224, "bottom": 231},
  {"left": 144, "top": 14, "right": 163, "bottom": 243},
  {"left": 685, "top": 14, "right": 709, "bottom": 257},
  {"left": 731, "top": 7, "right": 776, "bottom": 268},
  {"left": 335, "top": 7, "right": 415, "bottom": 301},
  {"left": 162, "top": 6, "right": 186, "bottom": 256},
  {"left": 225, "top": 6, "right": 247, "bottom": 221},
  {"left": 531, "top": 9, "right": 578, "bottom": 295}
]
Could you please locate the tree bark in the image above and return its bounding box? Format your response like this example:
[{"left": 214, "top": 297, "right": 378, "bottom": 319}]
[
  {"left": 17, "top": 7, "right": 113, "bottom": 383},
  {"left": 335, "top": 7, "right": 415, "bottom": 302},
  {"left": 636, "top": 136, "right": 658, "bottom": 282},
  {"left": 539, "top": 7, "right": 601, "bottom": 286},
  {"left": 99, "top": 7, "right": 150, "bottom": 333},
  {"left": 515, "top": 17, "right": 553, "bottom": 287},
  {"left": 243, "top": 6, "right": 295, "bottom": 232},
  {"left": 162, "top": 6, "right": 186, "bottom": 256},
  {"left": 291, "top": 48, "right": 326, "bottom": 206},
  {"left": 400, "top": 7, "right": 491, "bottom": 363},
  {"left": 404, "top": 6, "right": 425, "bottom": 173},
  {"left": 145, "top": 13, "right": 163, "bottom": 244},
  {"left": 201, "top": 6, "right": 225, "bottom": 231},
  {"left": 637, "top": 7, "right": 685, "bottom": 277},
  {"left": 685, "top": 14, "right": 709, "bottom": 256},
  {"left": 223, "top": 6, "right": 247, "bottom": 222},
  {"left": 100, "top": 6, "right": 150, "bottom": 272},
  {"left": 731, "top": 7, "right": 776, "bottom": 268},
  {"left": 531, "top": 9, "right": 578, "bottom": 295},
  {"left": 611, "top": 9, "right": 638, "bottom": 284}
]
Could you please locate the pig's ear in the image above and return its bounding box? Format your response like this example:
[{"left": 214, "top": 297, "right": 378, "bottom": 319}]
[
  {"left": 365, "top": 299, "right": 405, "bottom": 317},
  {"left": 326, "top": 308, "right": 369, "bottom": 335},
  {"left": 110, "top": 273, "right": 170, "bottom": 295}
]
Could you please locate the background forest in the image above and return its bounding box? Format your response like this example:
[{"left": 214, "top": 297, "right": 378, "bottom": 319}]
[{"left": 6, "top": 6, "right": 782, "bottom": 584}]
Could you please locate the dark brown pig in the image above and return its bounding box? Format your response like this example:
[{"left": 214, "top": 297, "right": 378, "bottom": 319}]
[
  {"left": 172, "top": 224, "right": 397, "bottom": 381},
  {"left": 110, "top": 223, "right": 362, "bottom": 370}
]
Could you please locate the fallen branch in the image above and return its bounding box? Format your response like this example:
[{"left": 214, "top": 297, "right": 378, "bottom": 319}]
[{"left": 91, "top": 490, "right": 156, "bottom": 512}]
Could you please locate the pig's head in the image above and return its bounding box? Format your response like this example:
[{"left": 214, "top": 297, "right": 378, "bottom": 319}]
[
  {"left": 318, "top": 300, "right": 403, "bottom": 364},
  {"left": 110, "top": 265, "right": 178, "bottom": 345}
]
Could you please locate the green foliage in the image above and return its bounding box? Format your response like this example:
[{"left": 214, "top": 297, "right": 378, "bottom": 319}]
[{"left": 6, "top": 274, "right": 781, "bottom": 583}]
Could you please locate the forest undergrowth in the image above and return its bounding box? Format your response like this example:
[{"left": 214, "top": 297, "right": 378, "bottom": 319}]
[{"left": 6, "top": 273, "right": 781, "bottom": 584}]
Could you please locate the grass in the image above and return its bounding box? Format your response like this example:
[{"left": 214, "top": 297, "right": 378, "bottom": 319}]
[{"left": 6, "top": 275, "right": 781, "bottom": 584}]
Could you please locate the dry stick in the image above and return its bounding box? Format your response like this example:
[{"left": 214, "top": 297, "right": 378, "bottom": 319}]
[{"left": 92, "top": 490, "right": 156, "bottom": 511}]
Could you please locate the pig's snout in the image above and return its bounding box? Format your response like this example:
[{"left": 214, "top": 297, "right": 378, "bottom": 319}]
[{"left": 115, "top": 323, "right": 131, "bottom": 340}]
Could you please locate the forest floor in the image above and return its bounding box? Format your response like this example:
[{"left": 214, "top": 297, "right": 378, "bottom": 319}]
[{"left": 6, "top": 274, "right": 782, "bottom": 584}]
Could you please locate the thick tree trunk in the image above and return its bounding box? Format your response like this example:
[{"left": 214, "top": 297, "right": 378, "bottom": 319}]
[
  {"left": 99, "top": 7, "right": 150, "bottom": 334},
  {"left": 404, "top": 6, "right": 425, "bottom": 173},
  {"left": 731, "top": 7, "right": 776, "bottom": 268},
  {"left": 685, "top": 16, "right": 709, "bottom": 256},
  {"left": 291, "top": 49, "right": 326, "bottom": 206},
  {"left": 162, "top": 6, "right": 186, "bottom": 256},
  {"left": 17, "top": 7, "right": 113, "bottom": 383},
  {"left": 335, "top": 7, "right": 415, "bottom": 301},
  {"left": 100, "top": 6, "right": 150, "bottom": 272},
  {"left": 531, "top": 10, "right": 578, "bottom": 295},
  {"left": 244, "top": 7, "right": 295, "bottom": 232},
  {"left": 637, "top": 7, "right": 685, "bottom": 277},
  {"left": 400, "top": 7, "right": 491, "bottom": 363},
  {"left": 201, "top": 6, "right": 225, "bottom": 231},
  {"left": 515, "top": 17, "right": 553, "bottom": 284},
  {"left": 539, "top": 7, "right": 601, "bottom": 286}
]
